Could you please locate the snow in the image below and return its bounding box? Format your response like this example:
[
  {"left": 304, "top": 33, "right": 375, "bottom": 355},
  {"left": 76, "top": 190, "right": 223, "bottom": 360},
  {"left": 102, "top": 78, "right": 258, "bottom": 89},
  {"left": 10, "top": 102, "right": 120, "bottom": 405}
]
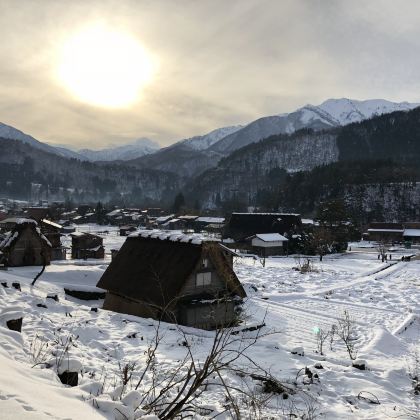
[
  {"left": 305, "top": 98, "right": 420, "bottom": 126},
  {"left": 195, "top": 216, "right": 225, "bottom": 224},
  {"left": 367, "top": 228, "right": 404, "bottom": 233},
  {"left": 78, "top": 138, "right": 160, "bottom": 162},
  {"left": 131, "top": 229, "right": 220, "bottom": 245},
  {"left": 404, "top": 229, "right": 420, "bottom": 237},
  {"left": 254, "top": 233, "right": 288, "bottom": 242},
  {"left": 180, "top": 125, "right": 243, "bottom": 150},
  {"left": 0, "top": 228, "right": 419, "bottom": 418}
]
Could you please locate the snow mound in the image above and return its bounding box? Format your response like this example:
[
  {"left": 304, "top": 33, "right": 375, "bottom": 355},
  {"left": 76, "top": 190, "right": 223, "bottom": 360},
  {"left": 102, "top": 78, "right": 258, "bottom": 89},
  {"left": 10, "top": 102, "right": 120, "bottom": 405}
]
[{"left": 362, "top": 326, "right": 408, "bottom": 356}]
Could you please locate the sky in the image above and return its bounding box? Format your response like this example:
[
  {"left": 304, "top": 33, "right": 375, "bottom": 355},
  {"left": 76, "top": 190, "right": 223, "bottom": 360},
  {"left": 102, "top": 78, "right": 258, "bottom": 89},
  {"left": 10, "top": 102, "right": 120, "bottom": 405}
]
[{"left": 1, "top": 0, "right": 420, "bottom": 149}]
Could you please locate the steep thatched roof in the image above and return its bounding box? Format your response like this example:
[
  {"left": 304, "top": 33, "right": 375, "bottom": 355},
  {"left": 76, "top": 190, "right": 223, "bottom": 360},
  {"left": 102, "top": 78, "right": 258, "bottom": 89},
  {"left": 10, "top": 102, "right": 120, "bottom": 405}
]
[
  {"left": 0, "top": 220, "right": 51, "bottom": 251},
  {"left": 97, "top": 234, "right": 245, "bottom": 308}
]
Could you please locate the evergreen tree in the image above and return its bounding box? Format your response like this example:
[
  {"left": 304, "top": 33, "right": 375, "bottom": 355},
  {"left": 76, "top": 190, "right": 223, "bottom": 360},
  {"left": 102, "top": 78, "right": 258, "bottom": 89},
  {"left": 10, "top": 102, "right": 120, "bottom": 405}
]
[{"left": 172, "top": 192, "right": 186, "bottom": 214}]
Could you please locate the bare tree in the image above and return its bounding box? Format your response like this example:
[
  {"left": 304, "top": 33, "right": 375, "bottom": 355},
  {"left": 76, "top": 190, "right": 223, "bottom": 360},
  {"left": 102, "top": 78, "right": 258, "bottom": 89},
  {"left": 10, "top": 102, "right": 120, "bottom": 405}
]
[
  {"left": 336, "top": 310, "right": 358, "bottom": 361},
  {"left": 315, "top": 328, "right": 330, "bottom": 356}
]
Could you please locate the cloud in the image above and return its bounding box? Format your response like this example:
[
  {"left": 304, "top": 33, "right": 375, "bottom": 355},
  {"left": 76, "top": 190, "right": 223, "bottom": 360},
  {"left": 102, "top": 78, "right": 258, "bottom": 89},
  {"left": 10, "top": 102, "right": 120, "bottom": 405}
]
[{"left": 0, "top": 0, "right": 419, "bottom": 148}]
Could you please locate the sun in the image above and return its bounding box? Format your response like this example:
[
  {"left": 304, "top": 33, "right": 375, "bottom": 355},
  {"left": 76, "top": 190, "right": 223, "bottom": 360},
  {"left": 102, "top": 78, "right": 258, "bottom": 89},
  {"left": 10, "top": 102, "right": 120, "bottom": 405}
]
[{"left": 56, "top": 24, "right": 154, "bottom": 108}]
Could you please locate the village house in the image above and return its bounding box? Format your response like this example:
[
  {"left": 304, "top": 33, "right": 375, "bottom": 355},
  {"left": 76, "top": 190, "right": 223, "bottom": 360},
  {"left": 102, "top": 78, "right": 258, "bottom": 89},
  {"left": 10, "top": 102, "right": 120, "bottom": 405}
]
[
  {"left": 39, "top": 219, "right": 66, "bottom": 260},
  {"left": 223, "top": 212, "right": 302, "bottom": 252},
  {"left": 0, "top": 219, "right": 51, "bottom": 267},
  {"left": 364, "top": 223, "right": 404, "bottom": 243},
  {"left": 96, "top": 230, "right": 246, "bottom": 330},
  {"left": 70, "top": 232, "right": 104, "bottom": 259},
  {"left": 22, "top": 206, "right": 51, "bottom": 222},
  {"left": 194, "top": 216, "right": 225, "bottom": 233}
]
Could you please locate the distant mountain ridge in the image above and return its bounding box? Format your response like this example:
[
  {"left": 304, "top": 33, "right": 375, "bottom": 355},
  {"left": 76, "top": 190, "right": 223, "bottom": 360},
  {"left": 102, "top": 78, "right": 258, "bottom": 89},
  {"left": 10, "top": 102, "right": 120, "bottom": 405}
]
[
  {"left": 0, "top": 122, "right": 84, "bottom": 160},
  {"left": 127, "top": 98, "right": 419, "bottom": 178},
  {"left": 209, "top": 98, "right": 420, "bottom": 153},
  {"left": 78, "top": 138, "right": 160, "bottom": 161}
]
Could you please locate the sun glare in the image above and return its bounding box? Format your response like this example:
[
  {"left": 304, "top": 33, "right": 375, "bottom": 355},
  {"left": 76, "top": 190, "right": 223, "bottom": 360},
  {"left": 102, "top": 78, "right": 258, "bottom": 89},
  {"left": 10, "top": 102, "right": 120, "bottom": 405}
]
[{"left": 56, "top": 25, "right": 153, "bottom": 108}]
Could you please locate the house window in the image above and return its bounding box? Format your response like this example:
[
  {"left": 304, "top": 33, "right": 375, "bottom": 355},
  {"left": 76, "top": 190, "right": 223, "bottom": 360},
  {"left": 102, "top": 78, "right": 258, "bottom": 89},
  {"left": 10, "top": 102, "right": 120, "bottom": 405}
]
[
  {"left": 196, "top": 272, "right": 211, "bottom": 286},
  {"left": 202, "top": 258, "right": 209, "bottom": 268}
]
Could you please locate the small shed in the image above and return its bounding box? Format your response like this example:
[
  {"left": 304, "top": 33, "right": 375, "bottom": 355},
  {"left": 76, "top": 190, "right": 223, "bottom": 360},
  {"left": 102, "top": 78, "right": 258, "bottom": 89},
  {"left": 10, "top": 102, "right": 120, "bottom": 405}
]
[
  {"left": 119, "top": 225, "right": 137, "bottom": 236},
  {"left": 70, "top": 232, "right": 104, "bottom": 259},
  {"left": 97, "top": 231, "right": 246, "bottom": 330},
  {"left": 0, "top": 220, "right": 51, "bottom": 267},
  {"left": 250, "top": 233, "right": 288, "bottom": 256},
  {"left": 403, "top": 229, "right": 420, "bottom": 244}
]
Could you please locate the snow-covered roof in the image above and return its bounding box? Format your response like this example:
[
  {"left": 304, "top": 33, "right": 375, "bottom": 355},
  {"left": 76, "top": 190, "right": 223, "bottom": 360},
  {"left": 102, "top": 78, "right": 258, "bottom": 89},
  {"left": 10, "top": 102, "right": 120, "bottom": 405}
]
[
  {"left": 367, "top": 229, "right": 404, "bottom": 233},
  {"left": 70, "top": 231, "right": 87, "bottom": 237},
  {"left": 195, "top": 217, "right": 225, "bottom": 224},
  {"left": 178, "top": 215, "right": 199, "bottom": 220},
  {"left": 41, "top": 219, "right": 62, "bottom": 229},
  {"left": 106, "top": 209, "right": 122, "bottom": 217},
  {"left": 254, "top": 233, "right": 288, "bottom": 242},
  {"left": 301, "top": 218, "right": 314, "bottom": 225},
  {"left": 155, "top": 214, "right": 175, "bottom": 223},
  {"left": 129, "top": 229, "right": 219, "bottom": 245},
  {"left": 232, "top": 212, "right": 300, "bottom": 217},
  {"left": 403, "top": 229, "right": 420, "bottom": 237}
]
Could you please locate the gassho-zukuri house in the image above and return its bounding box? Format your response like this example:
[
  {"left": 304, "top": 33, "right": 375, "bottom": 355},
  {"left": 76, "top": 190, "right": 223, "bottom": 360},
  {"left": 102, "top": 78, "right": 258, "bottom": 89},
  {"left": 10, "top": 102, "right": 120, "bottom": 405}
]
[{"left": 96, "top": 230, "right": 246, "bottom": 330}]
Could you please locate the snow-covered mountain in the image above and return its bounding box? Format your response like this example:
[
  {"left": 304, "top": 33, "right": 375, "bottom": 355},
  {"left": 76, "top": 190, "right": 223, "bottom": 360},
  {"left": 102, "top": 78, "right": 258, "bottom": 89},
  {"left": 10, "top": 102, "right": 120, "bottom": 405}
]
[
  {"left": 209, "top": 98, "right": 420, "bottom": 153},
  {"left": 78, "top": 138, "right": 160, "bottom": 161},
  {"left": 0, "top": 122, "right": 84, "bottom": 160},
  {"left": 179, "top": 125, "right": 243, "bottom": 150}
]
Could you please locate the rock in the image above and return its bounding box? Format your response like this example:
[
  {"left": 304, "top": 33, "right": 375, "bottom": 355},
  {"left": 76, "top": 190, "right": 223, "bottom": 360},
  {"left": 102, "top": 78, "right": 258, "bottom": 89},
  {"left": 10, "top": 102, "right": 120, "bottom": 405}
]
[
  {"left": 352, "top": 359, "right": 367, "bottom": 370},
  {"left": 58, "top": 371, "right": 78, "bottom": 386},
  {"left": 11, "top": 282, "right": 21, "bottom": 291},
  {"left": 90, "top": 307, "right": 98, "bottom": 312},
  {"left": 47, "top": 294, "right": 59, "bottom": 302},
  {"left": 37, "top": 303, "right": 48, "bottom": 308},
  {"left": 291, "top": 346, "right": 304, "bottom": 356},
  {"left": 6, "top": 318, "right": 22, "bottom": 332},
  {"left": 0, "top": 310, "right": 24, "bottom": 333},
  {"left": 1, "top": 282, "right": 8, "bottom": 288},
  {"left": 314, "top": 362, "right": 323, "bottom": 369}
]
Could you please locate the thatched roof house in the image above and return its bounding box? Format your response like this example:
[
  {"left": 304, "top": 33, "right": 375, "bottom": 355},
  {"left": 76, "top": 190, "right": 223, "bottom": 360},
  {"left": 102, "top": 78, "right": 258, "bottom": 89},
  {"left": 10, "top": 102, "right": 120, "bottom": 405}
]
[
  {"left": 0, "top": 219, "right": 51, "bottom": 267},
  {"left": 97, "top": 230, "right": 246, "bottom": 330}
]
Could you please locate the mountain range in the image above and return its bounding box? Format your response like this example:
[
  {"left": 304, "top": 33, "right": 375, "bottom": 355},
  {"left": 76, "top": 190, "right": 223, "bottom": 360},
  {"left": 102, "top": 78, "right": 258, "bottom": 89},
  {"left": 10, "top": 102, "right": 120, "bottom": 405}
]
[{"left": 1, "top": 97, "right": 420, "bottom": 220}]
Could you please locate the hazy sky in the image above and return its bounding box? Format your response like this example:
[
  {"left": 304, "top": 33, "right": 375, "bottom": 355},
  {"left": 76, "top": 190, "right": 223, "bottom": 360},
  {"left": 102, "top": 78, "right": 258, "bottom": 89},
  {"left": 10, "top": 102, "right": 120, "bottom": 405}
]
[{"left": 1, "top": 0, "right": 420, "bottom": 148}]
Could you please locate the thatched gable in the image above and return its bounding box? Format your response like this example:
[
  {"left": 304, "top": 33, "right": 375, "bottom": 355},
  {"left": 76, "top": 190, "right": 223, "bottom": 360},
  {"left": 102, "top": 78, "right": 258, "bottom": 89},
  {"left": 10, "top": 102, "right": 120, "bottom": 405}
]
[
  {"left": 0, "top": 220, "right": 51, "bottom": 266},
  {"left": 97, "top": 233, "right": 245, "bottom": 311}
]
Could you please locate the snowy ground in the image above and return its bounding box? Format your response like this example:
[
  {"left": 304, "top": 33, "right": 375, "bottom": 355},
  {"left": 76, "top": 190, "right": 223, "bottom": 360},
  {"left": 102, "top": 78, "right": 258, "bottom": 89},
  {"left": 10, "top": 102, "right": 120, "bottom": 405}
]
[{"left": 0, "top": 230, "right": 419, "bottom": 419}]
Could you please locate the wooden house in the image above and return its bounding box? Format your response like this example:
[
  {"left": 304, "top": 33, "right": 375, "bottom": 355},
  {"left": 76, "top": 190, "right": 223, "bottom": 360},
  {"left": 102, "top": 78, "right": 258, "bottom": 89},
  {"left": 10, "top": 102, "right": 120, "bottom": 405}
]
[
  {"left": 70, "top": 232, "right": 104, "bottom": 259},
  {"left": 23, "top": 207, "right": 50, "bottom": 222},
  {"left": 96, "top": 231, "right": 246, "bottom": 330},
  {"left": 365, "top": 223, "right": 404, "bottom": 243},
  {"left": 194, "top": 217, "right": 225, "bottom": 233},
  {"left": 224, "top": 213, "right": 302, "bottom": 245},
  {"left": 0, "top": 220, "right": 51, "bottom": 267},
  {"left": 40, "top": 219, "right": 66, "bottom": 260}
]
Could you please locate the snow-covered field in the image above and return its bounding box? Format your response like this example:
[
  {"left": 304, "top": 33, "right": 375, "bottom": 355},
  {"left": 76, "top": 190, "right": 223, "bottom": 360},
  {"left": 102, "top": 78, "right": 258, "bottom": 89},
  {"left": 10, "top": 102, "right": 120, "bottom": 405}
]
[{"left": 0, "top": 228, "right": 419, "bottom": 419}]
